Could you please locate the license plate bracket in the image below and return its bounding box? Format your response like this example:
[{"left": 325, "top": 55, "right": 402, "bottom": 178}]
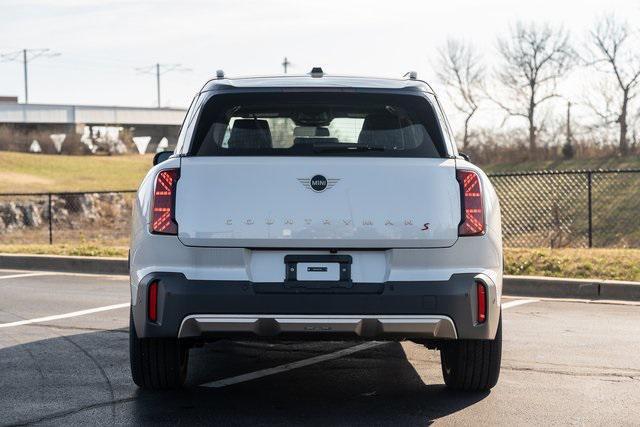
[{"left": 284, "top": 255, "right": 352, "bottom": 288}]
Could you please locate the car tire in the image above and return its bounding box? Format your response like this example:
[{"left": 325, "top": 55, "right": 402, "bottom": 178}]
[
  {"left": 440, "top": 313, "right": 502, "bottom": 391},
  {"left": 129, "top": 311, "right": 189, "bottom": 389}
]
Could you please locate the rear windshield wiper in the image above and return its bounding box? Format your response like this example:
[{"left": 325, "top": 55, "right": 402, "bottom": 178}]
[{"left": 312, "top": 143, "right": 385, "bottom": 152}]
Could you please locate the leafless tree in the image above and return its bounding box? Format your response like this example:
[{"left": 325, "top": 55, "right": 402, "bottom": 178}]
[
  {"left": 493, "top": 22, "right": 574, "bottom": 155},
  {"left": 436, "top": 38, "right": 485, "bottom": 151},
  {"left": 586, "top": 15, "right": 640, "bottom": 155}
]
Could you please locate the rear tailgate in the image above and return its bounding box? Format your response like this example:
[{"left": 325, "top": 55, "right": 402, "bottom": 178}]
[{"left": 175, "top": 157, "right": 460, "bottom": 248}]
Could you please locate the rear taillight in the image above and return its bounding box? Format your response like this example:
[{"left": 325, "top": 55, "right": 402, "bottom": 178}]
[
  {"left": 456, "top": 169, "right": 485, "bottom": 236},
  {"left": 476, "top": 281, "right": 486, "bottom": 324},
  {"left": 148, "top": 281, "right": 158, "bottom": 322},
  {"left": 151, "top": 168, "right": 179, "bottom": 235}
]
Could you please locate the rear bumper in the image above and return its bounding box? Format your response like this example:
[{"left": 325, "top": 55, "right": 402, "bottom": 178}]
[{"left": 131, "top": 272, "right": 500, "bottom": 341}]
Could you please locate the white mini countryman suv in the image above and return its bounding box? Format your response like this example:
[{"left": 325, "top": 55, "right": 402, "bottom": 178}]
[{"left": 129, "top": 70, "right": 503, "bottom": 391}]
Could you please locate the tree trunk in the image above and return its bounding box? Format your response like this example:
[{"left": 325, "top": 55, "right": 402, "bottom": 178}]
[
  {"left": 463, "top": 114, "right": 471, "bottom": 152},
  {"left": 528, "top": 90, "right": 536, "bottom": 157},
  {"left": 528, "top": 121, "right": 536, "bottom": 155},
  {"left": 619, "top": 90, "right": 629, "bottom": 156}
]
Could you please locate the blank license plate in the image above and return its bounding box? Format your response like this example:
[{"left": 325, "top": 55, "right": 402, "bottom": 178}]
[{"left": 296, "top": 263, "right": 340, "bottom": 281}]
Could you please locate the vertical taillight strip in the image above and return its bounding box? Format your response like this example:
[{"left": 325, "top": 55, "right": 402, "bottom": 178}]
[
  {"left": 148, "top": 280, "right": 158, "bottom": 322},
  {"left": 476, "top": 281, "right": 487, "bottom": 324},
  {"left": 456, "top": 169, "right": 485, "bottom": 236},
  {"left": 151, "top": 168, "right": 179, "bottom": 235}
]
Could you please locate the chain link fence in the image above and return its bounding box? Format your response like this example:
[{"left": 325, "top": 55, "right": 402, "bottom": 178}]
[
  {"left": 0, "top": 169, "right": 639, "bottom": 248},
  {"left": 0, "top": 191, "right": 135, "bottom": 246},
  {"left": 490, "top": 169, "right": 640, "bottom": 248}
]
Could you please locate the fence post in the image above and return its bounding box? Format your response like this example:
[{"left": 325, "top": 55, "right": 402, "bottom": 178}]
[
  {"left": 587, "top": 172, "right": 593, "bottom": 248},
  {"left": 48, "top": 193, "right": 53, "bottom": 245}
]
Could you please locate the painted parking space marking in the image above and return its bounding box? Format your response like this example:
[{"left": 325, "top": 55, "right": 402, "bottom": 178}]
[
  {"left": 0, "top": 270, "right": 128, "bottom": 280},
  {"left": 200, "top": 341, "right": 384, "bottom": 388},
  {"left": 0, "top": 302, "right": 130, "bottom": 329},
  {"left": 200, "top": 299, "right": 540, "bottom": 389},
  {"left": 502, "top": 299, "right": 539, "bottom": 309},
  {"left": 0, "top": 272, "right": 57, "bottom": 281}
]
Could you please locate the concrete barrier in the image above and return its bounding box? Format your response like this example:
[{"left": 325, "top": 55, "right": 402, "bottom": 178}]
[{"left": 0, "top": 254, "right": 638, "bottom": 301}]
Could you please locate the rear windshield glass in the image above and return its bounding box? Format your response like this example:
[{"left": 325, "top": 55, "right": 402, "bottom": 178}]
[{"left": 189, "top": 92, "right": 447, "bottom": 157}]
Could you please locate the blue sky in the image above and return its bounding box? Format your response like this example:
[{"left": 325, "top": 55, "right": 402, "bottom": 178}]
[{"left": 1, "top": 0, "right": 638, "bottom": 123}]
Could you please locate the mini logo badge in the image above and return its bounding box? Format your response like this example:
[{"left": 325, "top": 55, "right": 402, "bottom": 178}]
[{"left": 298, "top": 175, "right": 339, "bottom": 192}]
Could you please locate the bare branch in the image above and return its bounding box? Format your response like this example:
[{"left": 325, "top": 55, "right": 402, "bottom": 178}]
[
  {"left": 584, "top": 77, "right": 622, "bottom": 129},
  {"left": 488, "top": 94, "right": 529, "bottom": 119}
]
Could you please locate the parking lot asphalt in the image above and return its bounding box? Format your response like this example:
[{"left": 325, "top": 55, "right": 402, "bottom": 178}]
[{"left": 0, "top": 269, "right": 639, "bottom": 426}]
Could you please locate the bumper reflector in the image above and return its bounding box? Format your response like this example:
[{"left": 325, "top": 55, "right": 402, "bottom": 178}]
[
  {"left": 148, "top": 281, "right": 158, "bottom": 322},
  {"left": 476, "top": 281, "right": 486, "bottom": 323}
]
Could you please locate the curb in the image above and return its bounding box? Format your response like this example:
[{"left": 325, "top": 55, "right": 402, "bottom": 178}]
[
  {"left": 1, "top": 254, "right": 638, "bottom": 301},
  {"left": 503, "top": 275, "right": 640, "bottom": 301},
  {"left": 0, "top": 254, "right": 128, "bottom": 276}
]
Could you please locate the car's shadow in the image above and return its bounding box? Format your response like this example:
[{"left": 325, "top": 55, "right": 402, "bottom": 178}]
[{"left": 0, "top": 329, "right": 489, "bottom": 425}]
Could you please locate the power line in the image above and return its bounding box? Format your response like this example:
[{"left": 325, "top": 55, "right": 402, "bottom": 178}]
[
  {"left": 136, "top": 63, "right": 191, "bottom": 108},
  {"left": 0, "top": 48, "right": 61, "bottom": 103}
]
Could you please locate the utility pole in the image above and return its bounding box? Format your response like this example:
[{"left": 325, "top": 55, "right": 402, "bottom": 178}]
[
  {"left": 566, "top": 101, "right": 572, "bottom": 146},
  {"left": 156, "top": 63, "right": 161, "bottom": 108},
  {"left": 562, "top": 100, "right": 575, "bottom": 160},
  {"left": 136, "top": 63, "right": 191, "bottom": 108},
  {"left": 282, "top": 57, "right": 291, "bottom": 74},
  {"left": 1, "top": 48, "right": 60, "bottom": 103},
  {"left": 23, "top": 50, "right": 28, "bottom": 104}
]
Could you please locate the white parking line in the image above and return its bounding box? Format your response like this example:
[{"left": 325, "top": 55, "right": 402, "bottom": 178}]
[
  {"left": 201, "top": 341, "right": 384, "bottom": 388},
  {"left": 0, "top": 303, "right": 130, "bottom": 328},
  {"left": 502, "top": 299, "right": 539, "bottom": 309},
  {"left": 0, "top": 272, "right": 57, "bottom": 280},
  {"left": 0, "top": 270, "right": 128, "bottom": 280},
  {"left": 200, "top": 298, "right": 540, "bottom": 389}
]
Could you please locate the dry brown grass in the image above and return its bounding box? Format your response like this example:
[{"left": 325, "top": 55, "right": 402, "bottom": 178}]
[
  {"left": 505, "top": 247, "right": 640, "bottom": 281},
  {"left": 0, "top": 151, "right": 152, "bottom": 193}
]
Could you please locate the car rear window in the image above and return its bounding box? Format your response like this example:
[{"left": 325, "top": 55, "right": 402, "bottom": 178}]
[{"left": 189, "top": 92, "right": 447, "bottom": 157}]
